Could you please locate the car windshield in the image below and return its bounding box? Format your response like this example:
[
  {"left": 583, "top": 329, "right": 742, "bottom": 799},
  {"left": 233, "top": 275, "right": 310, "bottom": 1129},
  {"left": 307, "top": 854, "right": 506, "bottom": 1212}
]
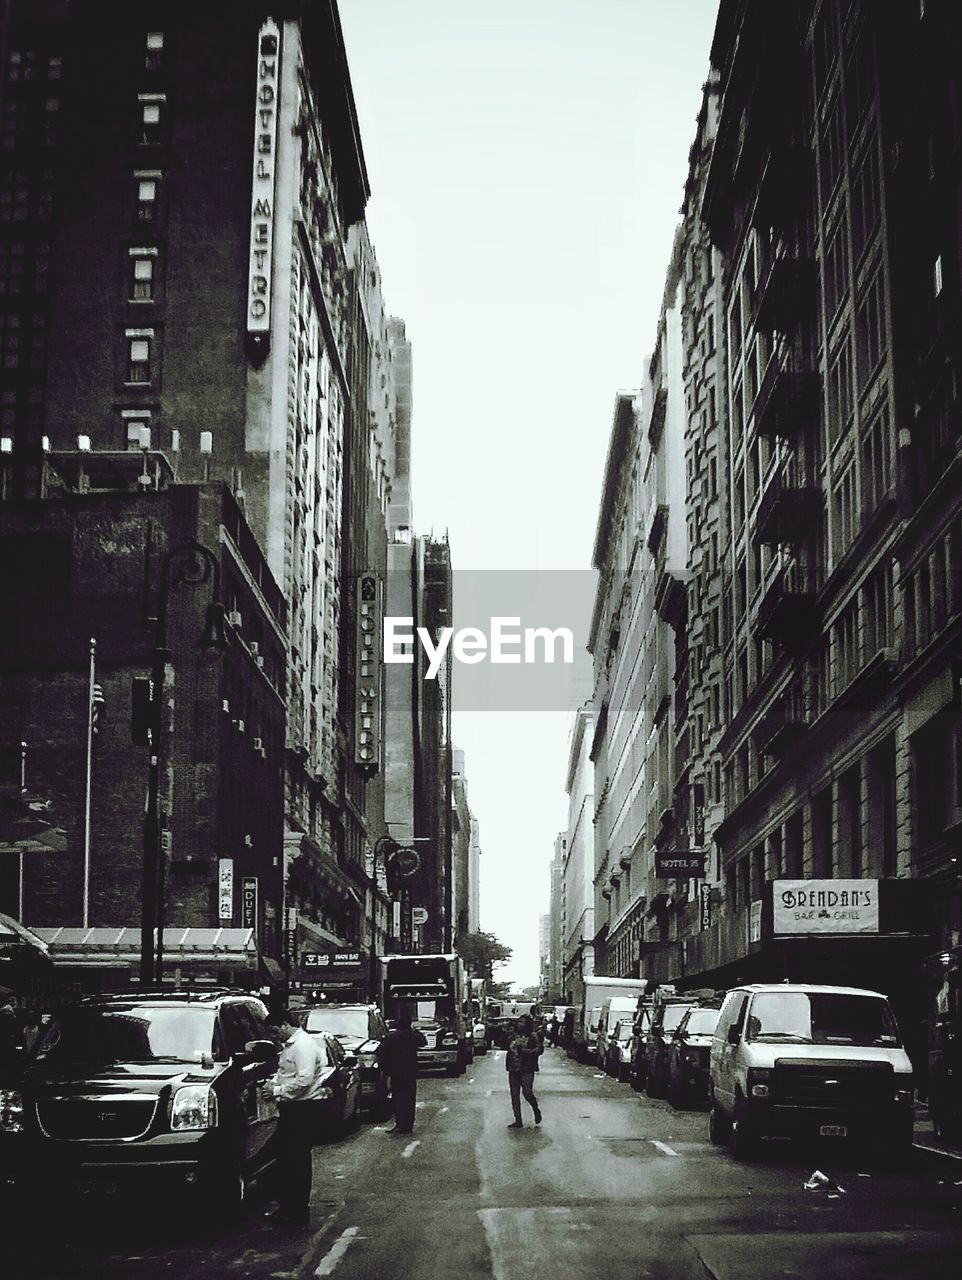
[
  {"left": 36, "top": 1006, "right": 217, "bottom": 1064},
  {"left": 616, "top": 1024, "right": 633, "bottom": 1041},
  {"left": 745, "top": 992, "right": 900, "bottom": 1046},
  {"left": 662, "top": 1004, "right": 694, "bottom": 1033},
  {"left": 304, "top": 1008, "right": 369, "bottom": 1039},
  {"left": 682, "top": 1008, "right": 720, "bottom": 1036}
]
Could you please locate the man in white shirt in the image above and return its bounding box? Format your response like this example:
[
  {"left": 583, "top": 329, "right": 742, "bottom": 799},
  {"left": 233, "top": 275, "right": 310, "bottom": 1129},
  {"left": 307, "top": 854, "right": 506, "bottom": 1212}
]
[{"left": 264, "top": 1009, "right": 324, "bottom": 1226}]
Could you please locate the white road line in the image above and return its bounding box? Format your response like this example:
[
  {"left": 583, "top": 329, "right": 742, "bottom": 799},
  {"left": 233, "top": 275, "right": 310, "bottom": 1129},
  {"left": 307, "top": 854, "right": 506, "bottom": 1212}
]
[
  {"left": 314, "top": 1226, "right": 360, "bottom": 1277},
  {"left": 439, "top": 1105, "right": 449, "bottom": 1114},
  {"left": 401, "top": 1140, "right": 420, "bottom": 1158},
  {"left": 651, "top": 1140, "right": 679, "bottom": 1156}
]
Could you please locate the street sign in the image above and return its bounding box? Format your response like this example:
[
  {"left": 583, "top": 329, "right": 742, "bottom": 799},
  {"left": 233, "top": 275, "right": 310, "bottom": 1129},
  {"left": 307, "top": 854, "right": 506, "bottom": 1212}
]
[{"left": 412, "top": 907, "right": 428, "bottom": 925}]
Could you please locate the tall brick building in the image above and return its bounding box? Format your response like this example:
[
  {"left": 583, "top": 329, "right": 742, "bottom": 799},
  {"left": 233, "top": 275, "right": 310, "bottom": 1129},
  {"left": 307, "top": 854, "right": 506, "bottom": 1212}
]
[{"left": 0, "top": 0, "right": 426, "bottom": 980}]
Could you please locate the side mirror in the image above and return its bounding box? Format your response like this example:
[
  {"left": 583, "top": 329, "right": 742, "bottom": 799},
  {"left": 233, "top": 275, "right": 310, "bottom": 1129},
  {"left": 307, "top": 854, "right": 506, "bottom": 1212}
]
[
  {"left": 244, "top": 1039, "right": 277, "bottom": 1063},
  {"left": 727, "top": 1024, "right": 740, "bottom": 1046}
]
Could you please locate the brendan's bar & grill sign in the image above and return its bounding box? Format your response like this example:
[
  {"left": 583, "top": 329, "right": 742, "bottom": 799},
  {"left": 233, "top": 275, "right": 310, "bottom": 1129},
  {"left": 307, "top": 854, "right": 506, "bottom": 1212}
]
[{"left": 773, "top": 879, "right": 879, "bottom": 935}]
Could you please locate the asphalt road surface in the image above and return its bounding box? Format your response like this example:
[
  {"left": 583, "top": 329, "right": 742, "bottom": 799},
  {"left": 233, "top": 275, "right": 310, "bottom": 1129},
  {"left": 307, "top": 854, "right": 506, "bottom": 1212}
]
[{"left": 11, "top": 1045, "right": 962, "bottom": 1280}]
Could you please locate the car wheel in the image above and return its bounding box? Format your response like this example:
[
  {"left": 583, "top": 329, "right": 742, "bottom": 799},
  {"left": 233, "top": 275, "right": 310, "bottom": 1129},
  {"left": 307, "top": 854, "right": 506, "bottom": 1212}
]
[
  {"left": 211, "top": 1159, "right": 248, "bottom": 1220},
  {"left": 708, "top": 1101, "right": 729, "bottom": 1145},
  {"left": 729, "top": 1103, "right": 756, "bottom": 1160}
]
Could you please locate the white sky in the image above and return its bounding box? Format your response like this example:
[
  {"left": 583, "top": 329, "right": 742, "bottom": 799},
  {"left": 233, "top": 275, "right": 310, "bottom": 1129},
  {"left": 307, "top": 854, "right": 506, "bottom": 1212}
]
[{"left": 339, "top": 0, "right": 718, "bottom": 989}]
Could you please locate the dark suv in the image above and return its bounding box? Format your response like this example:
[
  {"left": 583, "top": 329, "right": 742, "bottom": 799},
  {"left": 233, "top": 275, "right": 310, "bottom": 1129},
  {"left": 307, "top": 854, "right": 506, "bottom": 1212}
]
[
  {"left": 0, "top": 991, "right": 279, "bottom": 1213},
  {"left": 645, "top": 999, "right": 698, "bottom": 1097},
  {"left": 302, "top": 1003, "right": 390, "bottom": 1115}
]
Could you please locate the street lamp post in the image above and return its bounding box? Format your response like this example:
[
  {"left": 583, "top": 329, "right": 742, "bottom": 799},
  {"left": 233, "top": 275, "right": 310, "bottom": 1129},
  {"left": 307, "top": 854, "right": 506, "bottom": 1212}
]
[{"left": 140, "top": 541, "right": 227, "bottom": 986}]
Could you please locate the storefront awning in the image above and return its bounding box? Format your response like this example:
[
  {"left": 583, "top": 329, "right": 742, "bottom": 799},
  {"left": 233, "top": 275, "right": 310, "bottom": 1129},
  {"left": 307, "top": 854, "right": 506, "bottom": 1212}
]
[{"left": 31, "top": 926, "right": 258, "bottom": 969}]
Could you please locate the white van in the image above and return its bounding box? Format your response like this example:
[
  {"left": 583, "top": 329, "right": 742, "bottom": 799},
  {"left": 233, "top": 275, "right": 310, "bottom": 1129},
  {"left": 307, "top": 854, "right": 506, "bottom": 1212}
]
[
  {"left": 708, "top": 983, "right": 914, "bottom": 1159},
  {"left": 596, "top": 996, "right": 640, "bottom": 1070},
  {"left": 585, "top": 1006, "right": 603, "bottom": 1060}
]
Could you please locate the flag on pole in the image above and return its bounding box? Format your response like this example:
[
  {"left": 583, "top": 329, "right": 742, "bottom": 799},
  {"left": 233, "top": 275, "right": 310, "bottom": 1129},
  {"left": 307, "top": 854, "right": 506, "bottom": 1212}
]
[{"left": 91, "top": 683, "right": 106, "bottom": 735}]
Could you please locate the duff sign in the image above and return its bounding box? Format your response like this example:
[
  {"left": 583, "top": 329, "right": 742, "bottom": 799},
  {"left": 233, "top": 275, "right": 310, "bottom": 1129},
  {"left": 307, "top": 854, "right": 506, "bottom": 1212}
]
[{"left": 773, "top": 879, "right": 879, "bottom": 935}]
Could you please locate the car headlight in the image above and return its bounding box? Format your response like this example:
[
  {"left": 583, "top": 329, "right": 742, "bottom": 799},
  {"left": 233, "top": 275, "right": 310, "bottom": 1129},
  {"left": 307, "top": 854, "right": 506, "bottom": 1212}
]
[
  {"left": 440, "top": 1033, "right": 458, "bottom": 1045},
  {"left": 0, "top": 1089, "right": 24, "bottom": 1133},
  {"left": 747, "top": 1067, "right": 771, "bottom": 1099},
  {"left": 315, "top": 1086, "right": 333, "bottom": 1099},
  {"left": 170, "top": 1083, "right": 218, "bottom": 1131}
]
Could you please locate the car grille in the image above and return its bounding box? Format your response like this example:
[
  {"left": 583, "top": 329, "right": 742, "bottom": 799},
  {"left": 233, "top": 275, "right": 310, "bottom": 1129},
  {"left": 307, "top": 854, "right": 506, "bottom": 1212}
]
[
  {"left": 772, "top": 1059, "right": 893, "bottom": 1109},
  {"left": 37, "top": 1097, "right": 158, "bottom": 1141}
]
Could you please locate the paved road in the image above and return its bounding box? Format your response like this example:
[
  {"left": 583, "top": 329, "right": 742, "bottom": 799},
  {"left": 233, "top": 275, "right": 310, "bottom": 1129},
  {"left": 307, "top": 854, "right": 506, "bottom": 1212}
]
[{"left": 14, "top": 1046, "right": 962, "bottom": 1279}]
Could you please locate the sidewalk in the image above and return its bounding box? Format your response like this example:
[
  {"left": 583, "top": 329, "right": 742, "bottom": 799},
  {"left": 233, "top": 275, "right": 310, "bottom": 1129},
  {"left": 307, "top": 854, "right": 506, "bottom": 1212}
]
[{"left": 913, "top": 1100, "right": 962, "bottom": 1162}]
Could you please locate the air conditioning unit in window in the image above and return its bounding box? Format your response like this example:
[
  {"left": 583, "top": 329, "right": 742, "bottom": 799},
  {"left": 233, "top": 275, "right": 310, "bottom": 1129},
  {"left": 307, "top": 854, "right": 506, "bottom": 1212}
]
[
  {"left": 227, "top": 611, "right": 242, "bottom": 628},
  {"left": 248, "top": 641, "right": 259, "bottom": 656},
  {"left": 235, "top": 719, "right": 245, "bottom": 733},
  {"left": 222, "top": 699, "right": 230, "bottom": 714},
  {"left": 255, "top": 655, "right": 264, "bottom": 670},
  {"left": 253, "top": 737, "right": 263, "bottom": 752}
]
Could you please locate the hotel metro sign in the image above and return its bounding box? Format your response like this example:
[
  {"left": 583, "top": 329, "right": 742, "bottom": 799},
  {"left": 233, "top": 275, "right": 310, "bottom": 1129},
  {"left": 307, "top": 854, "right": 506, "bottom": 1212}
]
[
  {"left": 247, "top": 20, "right": 280, "bottom": 358},
  {"left": 355, "top": 573, "right": 383, "bottom": 768}
]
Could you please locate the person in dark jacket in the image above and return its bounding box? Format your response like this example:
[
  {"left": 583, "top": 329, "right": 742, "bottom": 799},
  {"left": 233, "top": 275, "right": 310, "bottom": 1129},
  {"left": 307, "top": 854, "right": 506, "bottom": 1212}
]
[
  {"left": 380, "top": 1008, "right": 427, "bottom": 1134},
  {"left": 505, "top": 1014, "right": 543, "bottom": 1128}
]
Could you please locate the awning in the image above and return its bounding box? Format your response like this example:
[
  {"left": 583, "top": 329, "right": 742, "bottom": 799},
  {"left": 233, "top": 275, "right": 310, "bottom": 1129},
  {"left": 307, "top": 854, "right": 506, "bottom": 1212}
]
[{"left": 31, "top": 926, "right": 258, "bottom": 969}]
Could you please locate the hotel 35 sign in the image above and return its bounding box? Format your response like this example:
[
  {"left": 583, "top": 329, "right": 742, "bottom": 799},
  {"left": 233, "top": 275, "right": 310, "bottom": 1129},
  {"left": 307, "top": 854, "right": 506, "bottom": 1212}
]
[
  {"left": 247, "top": 20, "right": 280, "bottom": 355},
  {"left": 773, "top": 879, "right": 879, "bottom": 935}
]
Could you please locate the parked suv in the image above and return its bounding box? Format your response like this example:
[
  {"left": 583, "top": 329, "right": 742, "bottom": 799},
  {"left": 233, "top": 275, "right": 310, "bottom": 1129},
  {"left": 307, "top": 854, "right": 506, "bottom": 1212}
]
[
  {"left": 0, "top": 991, "right": 279, "bottom": 1212},
  {"left": 645, "top": 998, "right": 698, "bottom": 1097},
  {"left": 666, "top": 1004, "right": 720, "bottom": 1108},
  {"left": 628, "top": 1003, "right": 654, "bottom": 1091},
  {"left": 302, "top": 1003, "right": 390, "bottom": 1116},
  {"left": 708, "top": 983, "right": 914, "bottom": 1159}
]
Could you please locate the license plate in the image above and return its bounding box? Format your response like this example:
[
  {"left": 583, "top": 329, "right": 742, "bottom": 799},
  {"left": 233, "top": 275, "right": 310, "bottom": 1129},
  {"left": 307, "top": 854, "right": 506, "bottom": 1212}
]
[{"left": 819, "top": 1124, "right": 847, "bottom": 1137}]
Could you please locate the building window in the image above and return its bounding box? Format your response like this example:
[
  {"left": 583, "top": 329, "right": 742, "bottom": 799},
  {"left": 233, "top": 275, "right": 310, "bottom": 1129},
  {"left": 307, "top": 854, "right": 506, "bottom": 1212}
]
[
  {"left": 827, "top": 333, "right": 853, "bottom": 444},
  {"left": 860, "top": 400, "right": 893, "bottom": 514},
  {"left": 138, "top": 95, "right": 165, "bottom": 145},
  {"left": 832, "top": 455, "right": 858, "bottom": 559},
  {"left": 811, "top": 787, "right": 833, "bottom": 877},
  {"left": 819, "top": 95, "right": 845, "bottom": 200},
  {"left": 862, "top": 562, "right": 892, "bottom": 656},
  {"left": 135, "top": 173, "right": 160, "bottom": 223},
  {"left": 124, "top": 416, "right": 151, "bottom": 450},
  {"left": 824, "top": 215, "right": 849, "bottom": 322},
  {"left": 145, "top": 31, "right": 164, "bottom": 72},
  {"left": 856, "top": 268, "right": 886, "bottom": 392},
  {"left": 128, "top": 248, "right": 157, "bottom": 301},
  {"left": 834, "top": 596, "right": 859, "bottom": 692},
  {"left": 851, "top": 143, "right": 880, "bottom": 263},
  {"left": 125, "top": 329, "right": 154, "bottom": 385}
]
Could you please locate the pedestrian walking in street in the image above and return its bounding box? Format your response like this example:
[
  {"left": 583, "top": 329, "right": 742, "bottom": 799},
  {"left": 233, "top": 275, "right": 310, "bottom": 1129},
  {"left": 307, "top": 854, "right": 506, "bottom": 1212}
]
[
  {"left": 263, "top": 1009, "right": 326, "bottom": 1227},
  {"left": 380, "top": 1008, "right": 427, "bottom": 1134},
  {"left": 505, "top": 1013, "right": 542, "bottom": 1128}
]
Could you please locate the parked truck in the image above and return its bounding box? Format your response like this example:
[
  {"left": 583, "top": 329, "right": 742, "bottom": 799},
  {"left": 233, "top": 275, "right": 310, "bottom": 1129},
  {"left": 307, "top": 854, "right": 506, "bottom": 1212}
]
[
  {"left": 379, "top": 952, "right": 471, "bottom": 1076},
  {"left": 573, "top": 976, "right": 649, "bottom": 1062}
]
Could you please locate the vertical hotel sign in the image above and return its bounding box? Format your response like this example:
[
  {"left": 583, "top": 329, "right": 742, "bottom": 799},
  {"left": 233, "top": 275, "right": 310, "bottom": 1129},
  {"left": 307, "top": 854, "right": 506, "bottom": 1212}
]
[
  {"left": 355, "top": 574, "right": 382, "bottom": 768},
  {"left": 247, "top": 20, "right": 280, "bottom": 357}
]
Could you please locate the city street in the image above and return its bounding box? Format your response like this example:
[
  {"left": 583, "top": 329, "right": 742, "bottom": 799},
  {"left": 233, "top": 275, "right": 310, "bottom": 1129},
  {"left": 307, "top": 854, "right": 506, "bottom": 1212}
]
[{"left": 11, "top": 1046, "right": 962, "bottom": 1280}]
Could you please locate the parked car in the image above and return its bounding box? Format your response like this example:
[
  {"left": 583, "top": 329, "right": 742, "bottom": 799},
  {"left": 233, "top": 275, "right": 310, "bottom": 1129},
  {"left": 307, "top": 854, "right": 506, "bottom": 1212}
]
[
  {"left": 300, "top": 1031, "right": 361, "bottom": 1140},
  {"left": 628, "top": 1004, "right": 654, "bottom": 1091},
  {"left": 301, "top": 1003, "right": 389, "bottom": 1116},
  {"left": 666, "top": 1004, "right": 720, "bottom": 1107},
  {"left": 605, "top": 1019, "right": 635, "bottom": 1081},
  {"left": 596, "top": 996, "right": 639, "bottom": 1070},
  {"left": 0, "top": 991, "right": 279, "bottom": 1214},
  {"left": 708, "top": 983, "right": 915, "bottom": 1160},
  {"left": 645, "top": 999, "right": 698, "bottom": 1097}
]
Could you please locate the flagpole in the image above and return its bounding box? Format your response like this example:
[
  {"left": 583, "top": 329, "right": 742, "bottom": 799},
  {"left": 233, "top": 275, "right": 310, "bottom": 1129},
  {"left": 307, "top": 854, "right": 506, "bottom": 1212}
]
[
  {"left": 83, "top": 636, "right": 96, "bottom": 929},
  {"left": 18, "top": 740, "right": 27, "bottom": 922}
]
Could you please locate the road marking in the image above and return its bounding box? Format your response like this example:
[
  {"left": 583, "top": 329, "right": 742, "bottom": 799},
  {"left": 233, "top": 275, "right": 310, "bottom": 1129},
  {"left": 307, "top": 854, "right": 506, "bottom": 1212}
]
[
  {"left": 651, "top": 1140, "right": 679, "bottom": 1156},
  {"left": 439, "top": 1105, "right": 449, "bottom": 1114},
  {"left": 314, "top": 1226, "right": 360, "bottom": 1277},
  {"left": 401, "top": 1140, "right": 420, "bottom": 1158}
]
